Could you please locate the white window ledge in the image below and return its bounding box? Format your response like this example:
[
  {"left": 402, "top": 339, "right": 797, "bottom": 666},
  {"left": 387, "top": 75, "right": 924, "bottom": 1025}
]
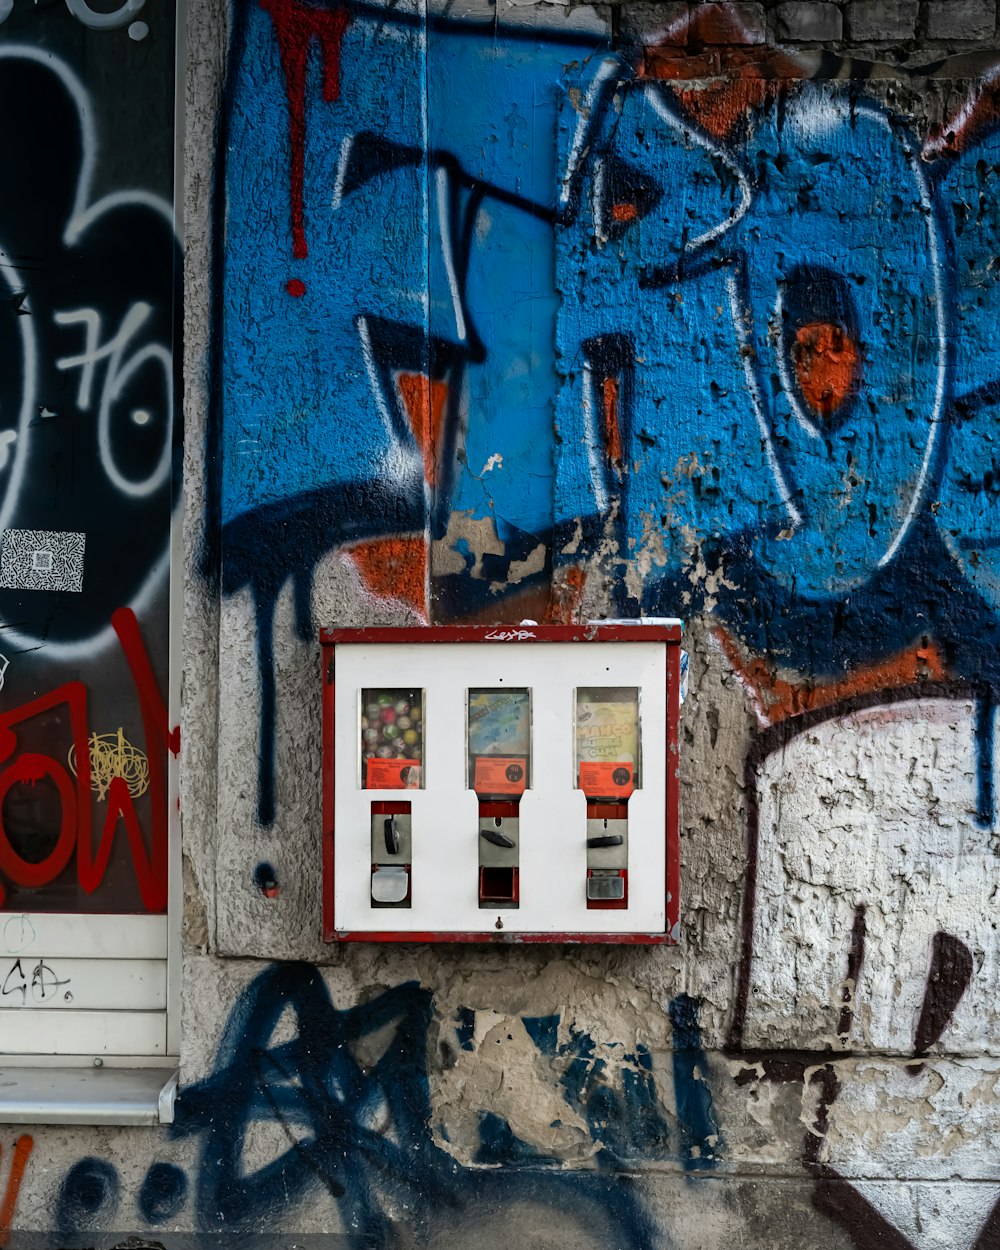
[{"left": 0, "top": 1066, "right": 178, "bottom": 1125}]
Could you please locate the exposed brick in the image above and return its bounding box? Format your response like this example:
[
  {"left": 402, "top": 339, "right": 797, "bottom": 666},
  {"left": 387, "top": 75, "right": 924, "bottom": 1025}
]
[
  {"left": 689, "top": 1, "right": 766, "bottom": 44},
  {"left": 924, "top": 0, "right": 996, "bottom": 39},
  {"left": 774, "top": 1, "right": 844, "bottom": 41},
  {"left": 618, "top": 1, "right": 689, "bottom": 42},
  {"left": 846, "top": 0, "right": 918, "bottom": 40}
]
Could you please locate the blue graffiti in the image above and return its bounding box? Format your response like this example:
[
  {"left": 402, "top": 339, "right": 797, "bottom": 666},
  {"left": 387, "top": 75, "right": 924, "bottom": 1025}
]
[
  {"left": 524, "top": 1011, "right": 671, "bottom": 1163},
  {"left": 524, "top": 996, "right": 721, "bottom": 1170},
  {"left": 138, "top": 1161, "right": 189, "bottom": 1225},
  {"left": 669, "top": 994, "right": 723, "bottom": 1171},
  {"left": 171, "top": 962, "right": 660, "bottom": 1248},
  {"left": 51, "top": 970, "right": 728, "bottom": 1244},
  {"left": 56, "top": 1157, "right": 121, "bottom": 1243},
  {"left": 214, "top": 0, "right": 1000, "bottom": 821}
]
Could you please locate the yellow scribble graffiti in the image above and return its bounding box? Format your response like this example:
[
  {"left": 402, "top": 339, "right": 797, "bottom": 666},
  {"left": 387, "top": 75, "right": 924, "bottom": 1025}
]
[{"left": 68, "top": 728, "right": 149, "bottom": 801}]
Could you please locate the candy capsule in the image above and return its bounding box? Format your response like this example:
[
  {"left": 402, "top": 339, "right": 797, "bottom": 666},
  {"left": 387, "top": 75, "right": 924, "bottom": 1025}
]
[{"left": 381, "top": 707, "right": 397, "bottom": 725}]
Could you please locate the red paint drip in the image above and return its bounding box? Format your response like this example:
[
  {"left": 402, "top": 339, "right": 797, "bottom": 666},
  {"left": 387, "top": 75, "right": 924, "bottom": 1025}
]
[
  {"left": 286, "top": 277, "right": 307, "bottom": 297},
  {"left": 260, "top": 0, "right": 350, "bottom": 261},
  {"left": 0, "top": 1135, "right": 34, "bottom": 1248}
]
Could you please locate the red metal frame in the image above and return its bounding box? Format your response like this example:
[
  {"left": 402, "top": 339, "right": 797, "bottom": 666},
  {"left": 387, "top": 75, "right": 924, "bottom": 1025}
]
[
  {"left": 322, "top": 623, "right": 682, "bottom": 646},
  {"left": 321, "top": 622, "right": 682, "bottom": 944},
  {"left": 322, "top": 647, "right": 337, "bottom": 941},
  {"left": 665, "top": 639, "right": 681, "bottom": 941}
]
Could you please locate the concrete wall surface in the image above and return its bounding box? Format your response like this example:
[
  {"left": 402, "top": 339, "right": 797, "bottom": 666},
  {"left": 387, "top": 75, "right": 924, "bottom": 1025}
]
[{"left": 6, "top": 1, "right": 1000, "bottom": 1247}]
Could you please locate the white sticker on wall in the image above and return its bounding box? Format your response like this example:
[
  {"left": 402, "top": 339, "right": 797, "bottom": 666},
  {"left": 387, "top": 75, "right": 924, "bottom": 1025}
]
[{"left": 0, "top": 528, "right": 86, "bottom": 592}]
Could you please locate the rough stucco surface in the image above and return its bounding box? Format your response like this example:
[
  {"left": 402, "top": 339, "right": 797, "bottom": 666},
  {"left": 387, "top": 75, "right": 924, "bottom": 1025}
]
[{"left": 11, "top": 2, "right": 1000, "bottom": 1249}]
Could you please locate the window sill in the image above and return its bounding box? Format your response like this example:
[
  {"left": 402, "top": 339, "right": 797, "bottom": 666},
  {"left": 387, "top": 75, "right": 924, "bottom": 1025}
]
[{"left": 0, "top": 1066, "right": 178, "bottom": 1125}]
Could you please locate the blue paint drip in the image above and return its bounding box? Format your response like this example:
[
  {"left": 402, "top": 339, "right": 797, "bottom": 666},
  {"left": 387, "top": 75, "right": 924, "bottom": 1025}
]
[
  {"left": 254, "top": 861, "right": 279, "bottom": 894},
  {"left": 976, "top": 696, "right": 996, "bottom": 828},
  {"left": 669, "top": 994, "right": 723, "bottom": 1172}
]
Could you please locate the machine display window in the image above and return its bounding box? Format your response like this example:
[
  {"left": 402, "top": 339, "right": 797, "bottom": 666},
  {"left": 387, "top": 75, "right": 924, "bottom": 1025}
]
[
  {"left": 574, "top": 686, "right": 640, "bottom": 799},
  {"left": 361, "top": 688, "right": 424, "bottom": 789},
  {"left": 467, "top": 688, "right": 531, "bottom": 797}
]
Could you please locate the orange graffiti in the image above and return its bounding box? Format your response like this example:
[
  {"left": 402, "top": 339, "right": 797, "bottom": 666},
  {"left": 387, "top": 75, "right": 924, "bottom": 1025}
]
[
  {"left": 546, "top": 564, "right": 587, "bottom": 625},
  {"left": 793, "top": 322, "right": 859, "bottom": 418},
  {"left": 925, "top": 68, "right": 1000, "bottom": 156},
  {"left": 345, "top": 535, "right": 428, "bottom": 619},
  {"left": 641, "top": 4, "right": 804, "bottom": 140},
  {"left": 602, "top": 376, "right": 623, "bottom": 467},
  {"left": 398, "top": 373, "right": 448, "bottom": 488},
  {"left": 0, "top": 1134, "right": 33, "bottom": 1247},
  {"left": 611, "top": 202, "right": 639, "bottom": 223},
  {"left": 716, "top": 627, "right": 948, "bottom": 726}
]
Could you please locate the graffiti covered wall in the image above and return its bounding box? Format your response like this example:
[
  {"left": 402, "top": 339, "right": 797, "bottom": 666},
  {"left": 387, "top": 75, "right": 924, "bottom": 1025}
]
[
  {"left": 212, "top": 0, "right": 1000, "bottom": 830},
  {"left": 12, "top": 2, "right": 1000, "bottom": 1249}
]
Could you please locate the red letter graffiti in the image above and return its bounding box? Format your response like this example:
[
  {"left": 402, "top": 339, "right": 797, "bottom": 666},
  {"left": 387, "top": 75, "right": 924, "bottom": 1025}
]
[
  {"left": 0, "top": 754, "right": 77, "bottom": 890},
  {"left": 0, "top": 608, "right": 177, "bottom": 912}
]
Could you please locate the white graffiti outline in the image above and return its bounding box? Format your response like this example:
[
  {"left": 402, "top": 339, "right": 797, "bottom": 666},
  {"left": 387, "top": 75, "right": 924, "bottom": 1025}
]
[
  {"left": 772, "top": 287, "right": 823, "bottom": 442},
  {"left": 0, "top": 46, "right": 176, "bottom": 658},
  {"left": 64, "top": 0, "right": 144, "bottom": 30},
  {"left": 55, "top": 303, "right": 150, "bottom": 410},
  {"left": 435, "top": 166, "right": 467, "bottom": 344},
  {"left": 581, "top": 361, "right": 609, "bottom": 515},
  {"left": 97, "top": 315, "right": 174, "bottom": 498},
  {"left": 922, "top": 63, "right": 1000, "bottom": 158},
  {"left": 876, "top": 117, "right": 947, "bottom": 568},
  {"left": 725, "top": 269, "right": 803, "bottom": 531},
  {"left": 331, "top": 134, "right": 354, "bottom": 210},
  {"left": 647, "top": 89, "right": 752, "bottom": 253},
  {"left": 559, "top": 55, "right": 621, "bottom": 211},
  {"left": 355, "top": 314, "right": 425, "bottom": 493},
  {"left": 767, "top": 108, "right": 947, "bottom": 571}
]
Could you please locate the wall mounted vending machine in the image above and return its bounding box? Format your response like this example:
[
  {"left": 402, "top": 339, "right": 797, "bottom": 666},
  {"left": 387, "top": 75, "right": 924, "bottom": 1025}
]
[{"left": 321, "top": 622, "right": 682, "bottom": 943}]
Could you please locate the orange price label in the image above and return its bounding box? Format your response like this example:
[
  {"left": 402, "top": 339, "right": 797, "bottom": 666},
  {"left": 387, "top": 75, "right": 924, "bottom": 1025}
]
[
  {"left": 366, "top": 759, "right": 422, "bottom": 789},
  {"left": 474, "top": 756, "right": 527, "bottom": 796},
  {"left": 579, "top": 761, "right": 634, "bottom": 799}
]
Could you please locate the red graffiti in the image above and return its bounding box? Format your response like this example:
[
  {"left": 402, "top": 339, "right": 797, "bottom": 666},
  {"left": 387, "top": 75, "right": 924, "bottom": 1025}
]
[
  {"left": 0, "top": 1135, "right": 33, "bottom": 1248},
  {"left": 260, "top": 0, "right": 350, "bottom": 264},
  {"left": 0, "top": 608, "right": 178, "bottom": 913},
  {"left": 793, "top": 322, "right": 859, "bottom": 419},
  {"left": 602, "top": 376, "right": 623, "bottom": 468}
]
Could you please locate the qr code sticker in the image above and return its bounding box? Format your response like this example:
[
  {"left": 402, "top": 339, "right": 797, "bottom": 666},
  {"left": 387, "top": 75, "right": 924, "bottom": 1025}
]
[{"left": 0, "top": 529, "right": 86, "bottom": 592}]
